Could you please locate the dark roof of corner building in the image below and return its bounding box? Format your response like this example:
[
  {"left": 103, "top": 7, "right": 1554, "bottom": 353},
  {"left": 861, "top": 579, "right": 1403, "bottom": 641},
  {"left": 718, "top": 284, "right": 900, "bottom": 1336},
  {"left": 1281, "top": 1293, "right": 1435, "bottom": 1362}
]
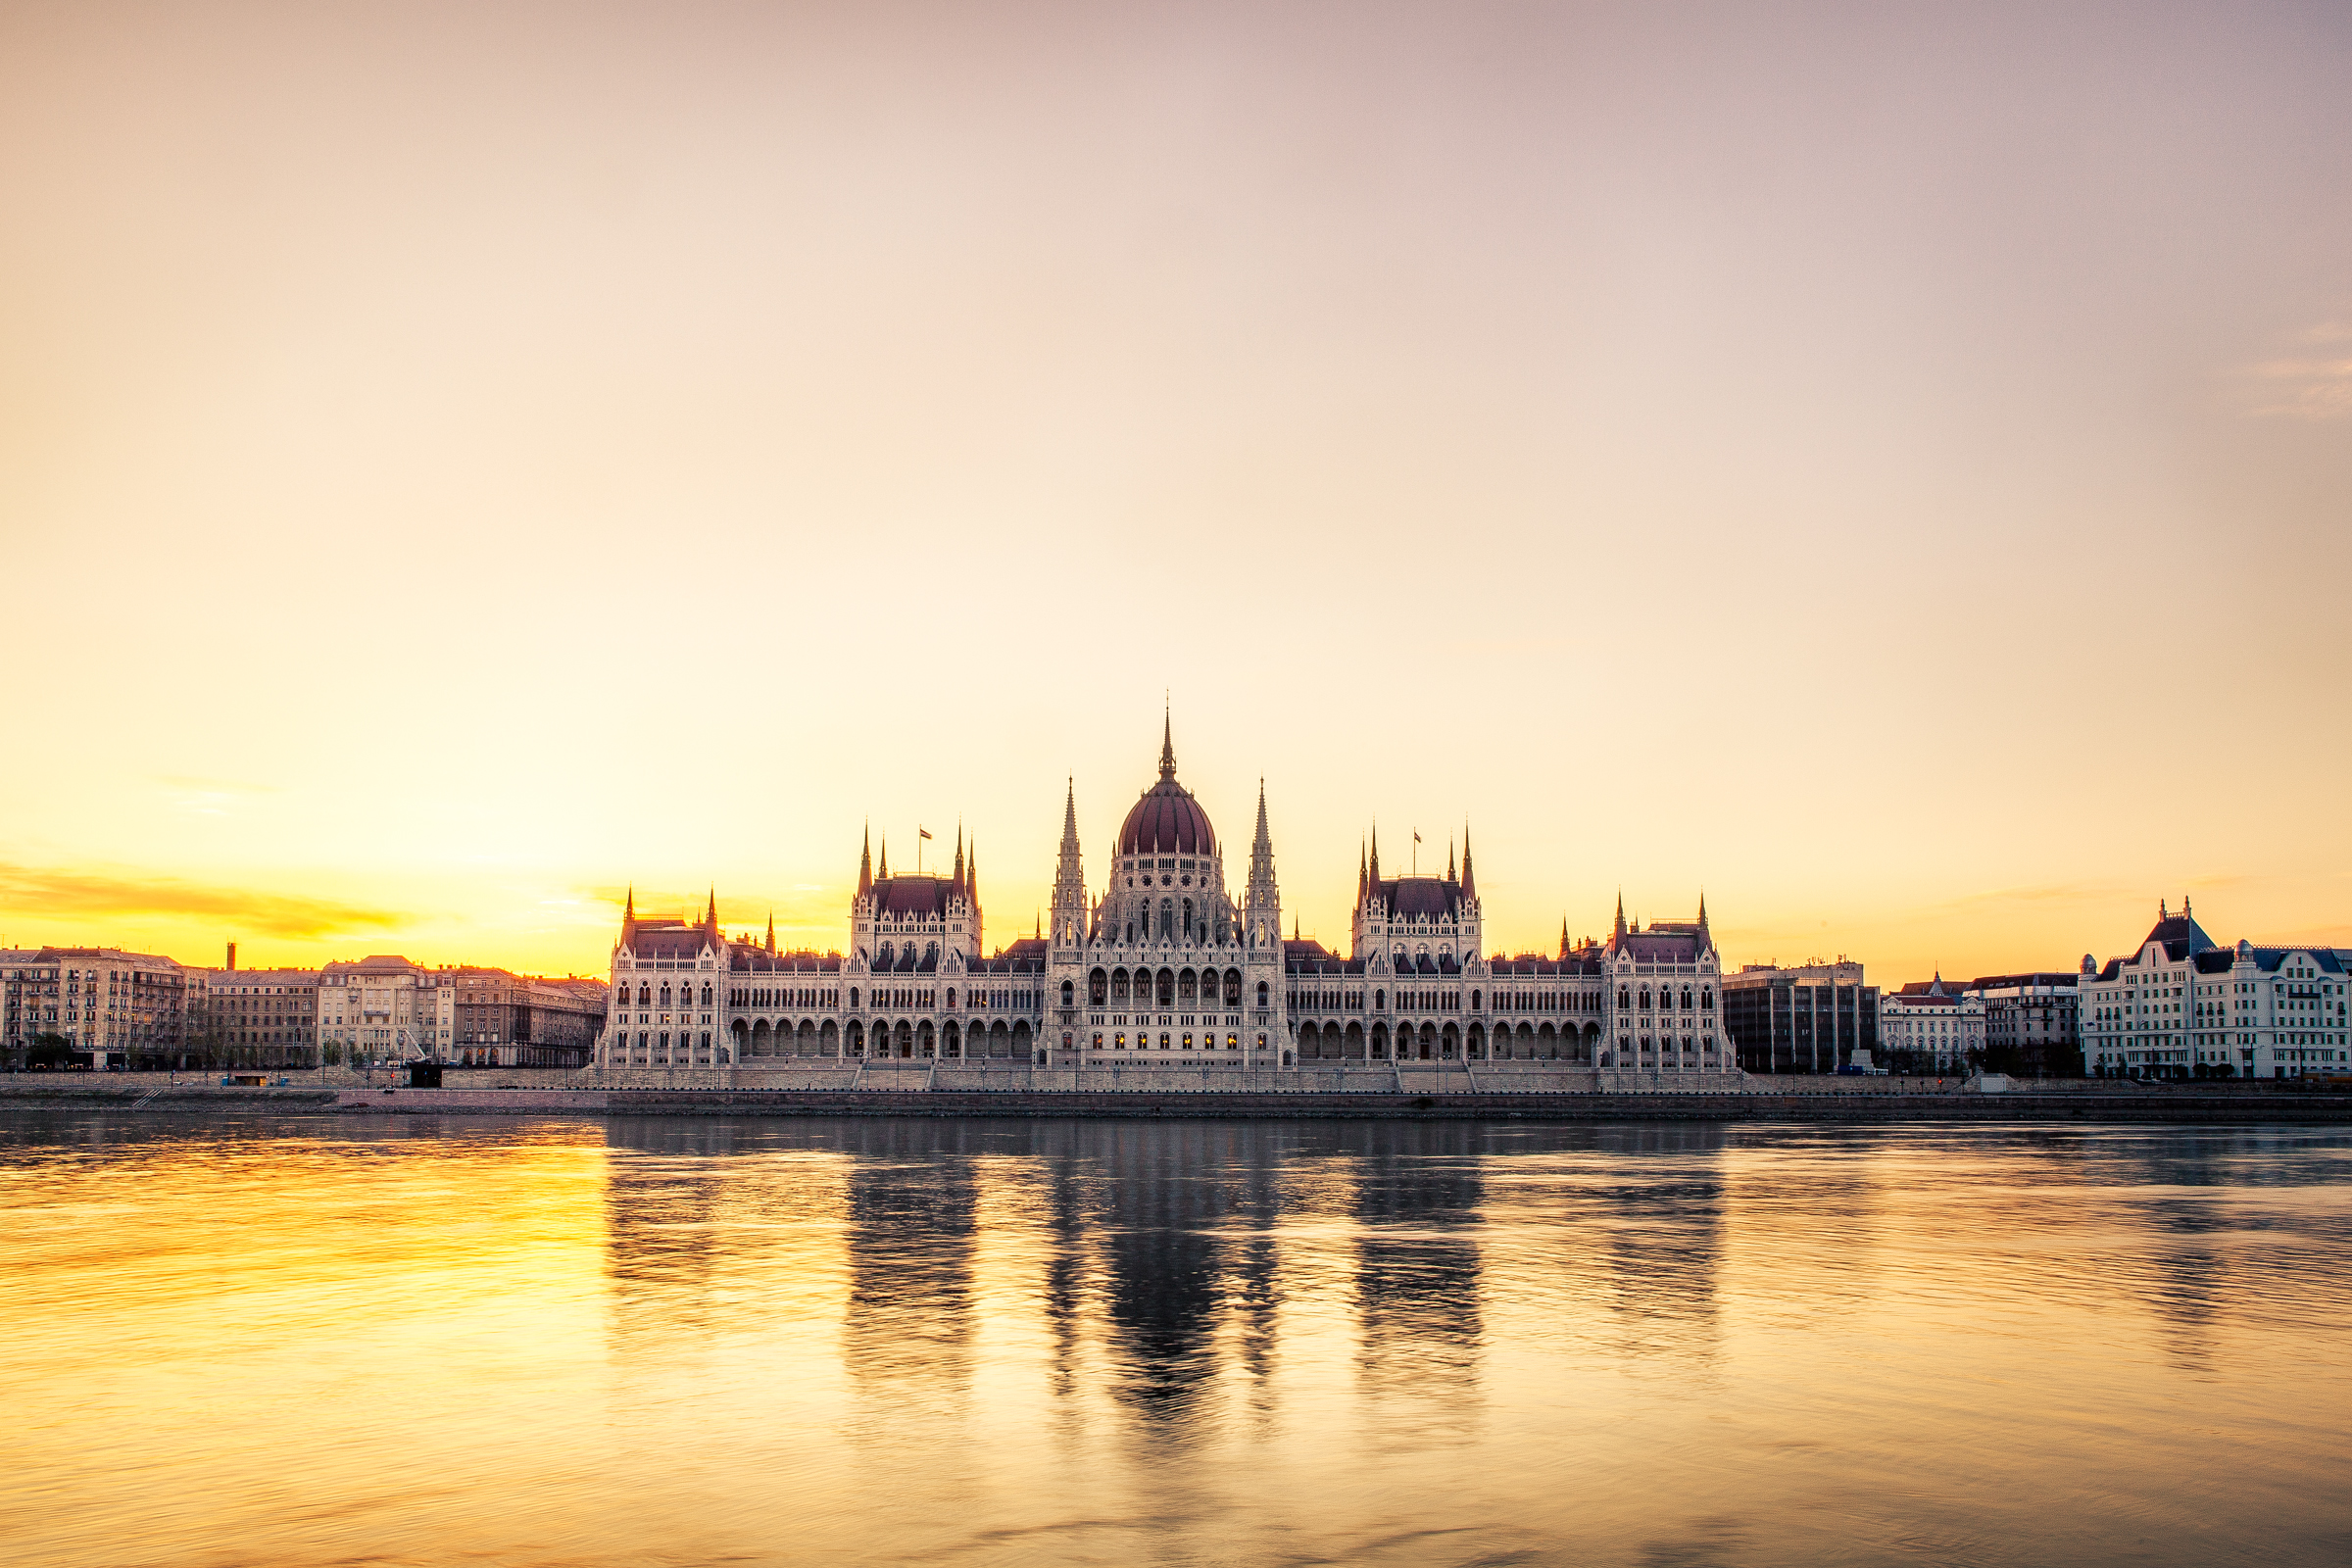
[
  {"left": 1606, "top": 931, "right": 1705, "bottom": 963},
  {"left": 875, "top": 876, "right": 953, "bottom": 917},
  {"left": 1380, "top": 877, "right": 1460, "bottom": 918},
  {"left": 1282, "top": 938, "right": 1338, "bottom": 964},
  {"left": 623, "top": 926, "right": 710, "bottom": 960},
  {"left": 2141, "top": 909, "right": 2218, "bottom": 960},
  {"left": 1285, "top": 949, "right": 1364, "bottom": 975}
]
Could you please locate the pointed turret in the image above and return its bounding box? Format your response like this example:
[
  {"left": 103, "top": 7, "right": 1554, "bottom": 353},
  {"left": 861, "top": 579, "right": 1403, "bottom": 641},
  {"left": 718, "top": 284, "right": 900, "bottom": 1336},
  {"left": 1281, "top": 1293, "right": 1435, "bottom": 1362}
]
[
  {"left": 705, "top": 887, "right": 720, "bottom": 945},
  {"left": 1613, "top": 891, "right": 1627, "bottom": 942},
  {"left": 858, "top": 825, "right": 873, "bottom": 898},
  {"left": 879, "top": 835, "right": 889, "bottom": 880},
  {"left": 966, "top": 840, "right": 979, "bottom": 912},
  {"left": 1460, "top": 824, "right": 1476, "bottom": 901},
  {"left": 765, "top": 911, "right": 776, "bottom": 955},
  {"left": 1051, "top": 777, "right": 1087, "bottom": 949},
  {"left": 1560, "top": 916, "right": 1571, "bottom": 960},
  {"left": 1158, "top": 706, "right": 1177, "bottom": 781},
  {"left": 1368, "top": 824, "right": 1381, "bottom": 890},
  {"left": 1243, "top": 777, "right": 1281, "bottom": 949},
  {"left": 1356, "top": 841, "right": 1367, "bottom": 907},
  {"left": 1446, "top": 839, "right": 1456, "bottom": 882},
  {"left": 1696, "top": 890, "right": 1710, "bottom": 948},
  {"left": 621, "top": 885, "right": 637, "bottom": 948},
  {"left": 952, "top": 823, "right": 965, "bottom": 898}
]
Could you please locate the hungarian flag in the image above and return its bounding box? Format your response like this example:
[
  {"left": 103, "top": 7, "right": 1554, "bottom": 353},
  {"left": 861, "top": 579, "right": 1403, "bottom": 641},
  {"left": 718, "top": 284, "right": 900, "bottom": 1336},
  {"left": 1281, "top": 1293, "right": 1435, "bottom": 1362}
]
[{"left": 918, "top": 827, "right": 933, "bottom": 840}]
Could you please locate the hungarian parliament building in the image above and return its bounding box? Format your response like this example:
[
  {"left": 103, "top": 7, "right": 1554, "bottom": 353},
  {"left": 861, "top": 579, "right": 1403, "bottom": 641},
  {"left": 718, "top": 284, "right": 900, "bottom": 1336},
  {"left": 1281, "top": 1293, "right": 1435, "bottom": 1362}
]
[{"left": 600, "top": 720, "right": 1734, "bottom": 1074}]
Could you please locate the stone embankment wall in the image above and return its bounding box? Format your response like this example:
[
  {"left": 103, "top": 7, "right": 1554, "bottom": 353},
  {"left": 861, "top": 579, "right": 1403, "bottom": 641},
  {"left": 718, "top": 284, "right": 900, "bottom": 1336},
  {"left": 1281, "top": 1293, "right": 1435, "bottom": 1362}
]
[{"left": 2, "top": 1071, "right": 2347, "bottom": 1122}]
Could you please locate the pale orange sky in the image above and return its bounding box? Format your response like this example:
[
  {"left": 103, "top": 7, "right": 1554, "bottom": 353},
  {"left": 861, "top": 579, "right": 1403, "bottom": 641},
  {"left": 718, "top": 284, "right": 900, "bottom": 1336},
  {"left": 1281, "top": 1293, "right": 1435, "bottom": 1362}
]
[{"left": 2, "top": 1, "right": 2347, "bottom": 984}]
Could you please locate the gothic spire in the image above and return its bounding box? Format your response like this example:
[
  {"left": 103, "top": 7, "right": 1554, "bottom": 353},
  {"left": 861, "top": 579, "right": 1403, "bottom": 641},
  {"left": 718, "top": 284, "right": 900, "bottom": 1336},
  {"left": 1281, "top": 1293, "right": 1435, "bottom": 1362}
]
[
  {"left": 1368, "top": 823, "right": 1381, "bottom": 889},
  {"left": 966, "top": 840, "right": 979, "bottom": 910},
  {"left": 1357, "top": 840, "right": 1367, "bottom": 907},
  {"left": 858, "top": 823, "right": 873, "bottom": 898},
  {"left": 1613, "top": 890, "right": 1627, "bottom": 941},
  {"left": 621, "top": 884, "right": 636, "bottom": 947},
  {"left": 1060, "top": 776, "right": 1081, "bottom": 856},
  {"left": 706, "top": 887, "right": 719, "bottom": 940},
  {"left": 1460, "top": 823, "right": 1476, "bottom": 901},
  {"left": 952, "top": 822, "right": 965, "bottom": 897},
  {"left": 1158, "top": 704, "right": 1176, "bottom": 780},
  {"left": 1560, "top": 915, "right": 1570, "bottom": 960},
  {"left": 879, "top": 834, "right": 889, "bottom": 880},
  {"left": 765, "top": 911, "right": 776, "bottom": 955},
  {"left": 1446, "top": 838, "right": 1456, "bottom": 882}
]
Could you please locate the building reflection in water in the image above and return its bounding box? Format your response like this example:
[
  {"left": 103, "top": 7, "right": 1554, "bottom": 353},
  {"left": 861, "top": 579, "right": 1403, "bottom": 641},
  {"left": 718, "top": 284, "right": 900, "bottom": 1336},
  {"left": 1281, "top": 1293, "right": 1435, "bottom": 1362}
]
[
  {"left": 838, "top": 1119, "right": 981, "bottom": 1413},
  {"left": 1350, "top": 1123, "right": 1486, "bottom": 1445},
  {"left": 601, "top": 1116, "right": 754, "bottom": 1351},
  {"left": 1592, "top": 1124, "right": 1727, "bottom": 1362}
]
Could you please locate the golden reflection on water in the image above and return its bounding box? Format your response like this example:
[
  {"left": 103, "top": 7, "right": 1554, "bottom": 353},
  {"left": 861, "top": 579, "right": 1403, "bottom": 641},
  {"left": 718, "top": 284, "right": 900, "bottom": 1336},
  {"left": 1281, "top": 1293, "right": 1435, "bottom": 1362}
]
[{"left": 4, "top": 1114, "right": 2350, "bottom": 1567}]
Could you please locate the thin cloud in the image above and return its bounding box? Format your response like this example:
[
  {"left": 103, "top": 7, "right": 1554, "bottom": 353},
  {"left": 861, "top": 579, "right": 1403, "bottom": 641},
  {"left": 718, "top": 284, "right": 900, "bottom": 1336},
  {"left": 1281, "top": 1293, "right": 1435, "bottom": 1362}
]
[
  {"left": 0, "top": 863, "right": 400, "bottom": 939},
  {"left": 2235, "top": 322, "right": 2352, "bottom": 421}
]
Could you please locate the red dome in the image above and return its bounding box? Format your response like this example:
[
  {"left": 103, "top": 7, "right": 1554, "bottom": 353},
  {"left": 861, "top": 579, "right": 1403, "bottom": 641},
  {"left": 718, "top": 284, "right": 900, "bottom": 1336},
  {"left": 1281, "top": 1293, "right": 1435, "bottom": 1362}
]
[{"left": 1118, "top": 778, "right": 1215, "bottom": 857}]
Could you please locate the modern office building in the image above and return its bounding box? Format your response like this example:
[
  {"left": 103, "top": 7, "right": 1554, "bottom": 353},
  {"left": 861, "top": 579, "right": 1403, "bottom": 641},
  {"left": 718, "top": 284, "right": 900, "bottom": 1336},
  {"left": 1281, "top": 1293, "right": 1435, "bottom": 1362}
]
[{"left": 1721, "top": 959, "right": 1878, "bottom": 1074}]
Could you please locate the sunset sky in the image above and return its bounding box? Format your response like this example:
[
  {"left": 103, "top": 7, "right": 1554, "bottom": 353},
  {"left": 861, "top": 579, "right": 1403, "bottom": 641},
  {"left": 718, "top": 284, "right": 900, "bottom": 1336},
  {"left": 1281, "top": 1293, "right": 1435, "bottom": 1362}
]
[{"left": 3, "top": 0, "right": 2347, "bottom": 983}]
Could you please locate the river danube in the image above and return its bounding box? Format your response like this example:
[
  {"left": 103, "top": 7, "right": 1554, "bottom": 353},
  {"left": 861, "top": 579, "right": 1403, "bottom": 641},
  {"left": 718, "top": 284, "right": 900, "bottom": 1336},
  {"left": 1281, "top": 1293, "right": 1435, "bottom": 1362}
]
[{"left": 5, "top": 1112, "right": 2348, "bottom": 1566}]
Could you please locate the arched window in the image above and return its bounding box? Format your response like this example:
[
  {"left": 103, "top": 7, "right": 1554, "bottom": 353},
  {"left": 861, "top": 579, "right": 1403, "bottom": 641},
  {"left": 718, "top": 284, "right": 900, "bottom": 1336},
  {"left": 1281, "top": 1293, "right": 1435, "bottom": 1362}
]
[
  {"left": 849, "top": 987, "right": 859, "bottom": 1008},
  {"left": 1471, "top": 989, "right": 1481, "bottom": 1010},
  {"left": 1125, "top": 921, "right": 1134, "bottom": 944},
  {"left": 1702, "top": 987, "right": 1714, "bottom": 1011},
  {"left": 1374, "top": 988, "right": 1385, "bottom": 1009},
  {"left": 1618, "top": 986, "right": 1631, "bottom": 1009},
  {"left": 660, "top": 984, "right": 672, "bottom": 1006},
  {"left": 1090, "top": 969, "right": 1107, "bottom": 1005},
  {"left": 878, "top": 942, "right": 893, "bottom": 967},
  {"left": 1159, "top": 901, "right": 1174, "bottom": 940},
  {"left": 1061, "top": 980, "right": 1074, "bottom": 1006},
  {"left": 1156, "top": 969, "right": 1175, "bottom": 1007},
  {"left": 945, "top": 988, "right": 956, "bottom": 1008},
  {"left": 701, "top": 983, "right": 712, "bottom": 1006},
  {"left": 1681, "top": 986, "right": 1691, "bottom": 1010},
  {"left": 1224, "top": 969, "right": 1241, "bottom": 1006},
  {"left": 1257, "top": 980, "right": 1270, "bottom": 1007},
  {"left": 1183, "top": 899, "right": 1194, "bottom": 937},
  {"left": 636, "top": 984, "right": 650, "bottom": 1006}
]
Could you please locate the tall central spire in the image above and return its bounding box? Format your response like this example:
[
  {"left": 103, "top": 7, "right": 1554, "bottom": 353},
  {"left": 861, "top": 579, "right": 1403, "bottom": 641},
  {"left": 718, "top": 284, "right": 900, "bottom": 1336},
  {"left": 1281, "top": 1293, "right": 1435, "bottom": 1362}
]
[{"left": 1158, "top": 703, "right": 1176, "bottom": 780}]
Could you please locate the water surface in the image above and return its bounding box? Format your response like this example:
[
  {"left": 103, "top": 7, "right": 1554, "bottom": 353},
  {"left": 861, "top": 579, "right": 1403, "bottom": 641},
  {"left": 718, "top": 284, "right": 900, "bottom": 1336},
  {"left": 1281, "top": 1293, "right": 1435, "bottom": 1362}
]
[{"left": 5, "top": 1112, "right": 2349, "bottom": 1566}]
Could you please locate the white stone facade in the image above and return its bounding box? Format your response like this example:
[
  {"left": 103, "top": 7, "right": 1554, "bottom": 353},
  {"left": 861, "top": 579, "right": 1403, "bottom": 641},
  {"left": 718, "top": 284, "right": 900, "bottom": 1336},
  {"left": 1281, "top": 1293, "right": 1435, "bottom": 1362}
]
[
  {"left": 2081, "top": 899, "right": 2350, "bottom": 1080},
  {"left": 598, "top": 717, "right": 1732, "bottom": 1075},
  {"left": 1879, "top": 976, "right": 1985, "bottom": 1071}
]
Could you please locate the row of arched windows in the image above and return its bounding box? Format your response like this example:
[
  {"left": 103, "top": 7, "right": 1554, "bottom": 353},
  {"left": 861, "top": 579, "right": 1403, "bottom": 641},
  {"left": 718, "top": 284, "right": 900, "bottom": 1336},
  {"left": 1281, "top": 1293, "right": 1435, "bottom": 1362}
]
[
  {"left": 619, "top": 981, "right": 712, "bottom": 1010},
  {"left": 1618, "top": 984, "right": 1714, "bottom": 1011},
  {"left": 1089, "top": 966, "right": 1249, "bottom": 1008}
]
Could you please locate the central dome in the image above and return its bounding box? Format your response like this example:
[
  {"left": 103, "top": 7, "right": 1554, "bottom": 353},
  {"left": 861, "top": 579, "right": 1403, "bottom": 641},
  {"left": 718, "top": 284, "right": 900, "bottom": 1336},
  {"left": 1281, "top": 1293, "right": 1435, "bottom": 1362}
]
[{"left": 1116, "top": 717, "right": 1216, "bottom": 857}]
